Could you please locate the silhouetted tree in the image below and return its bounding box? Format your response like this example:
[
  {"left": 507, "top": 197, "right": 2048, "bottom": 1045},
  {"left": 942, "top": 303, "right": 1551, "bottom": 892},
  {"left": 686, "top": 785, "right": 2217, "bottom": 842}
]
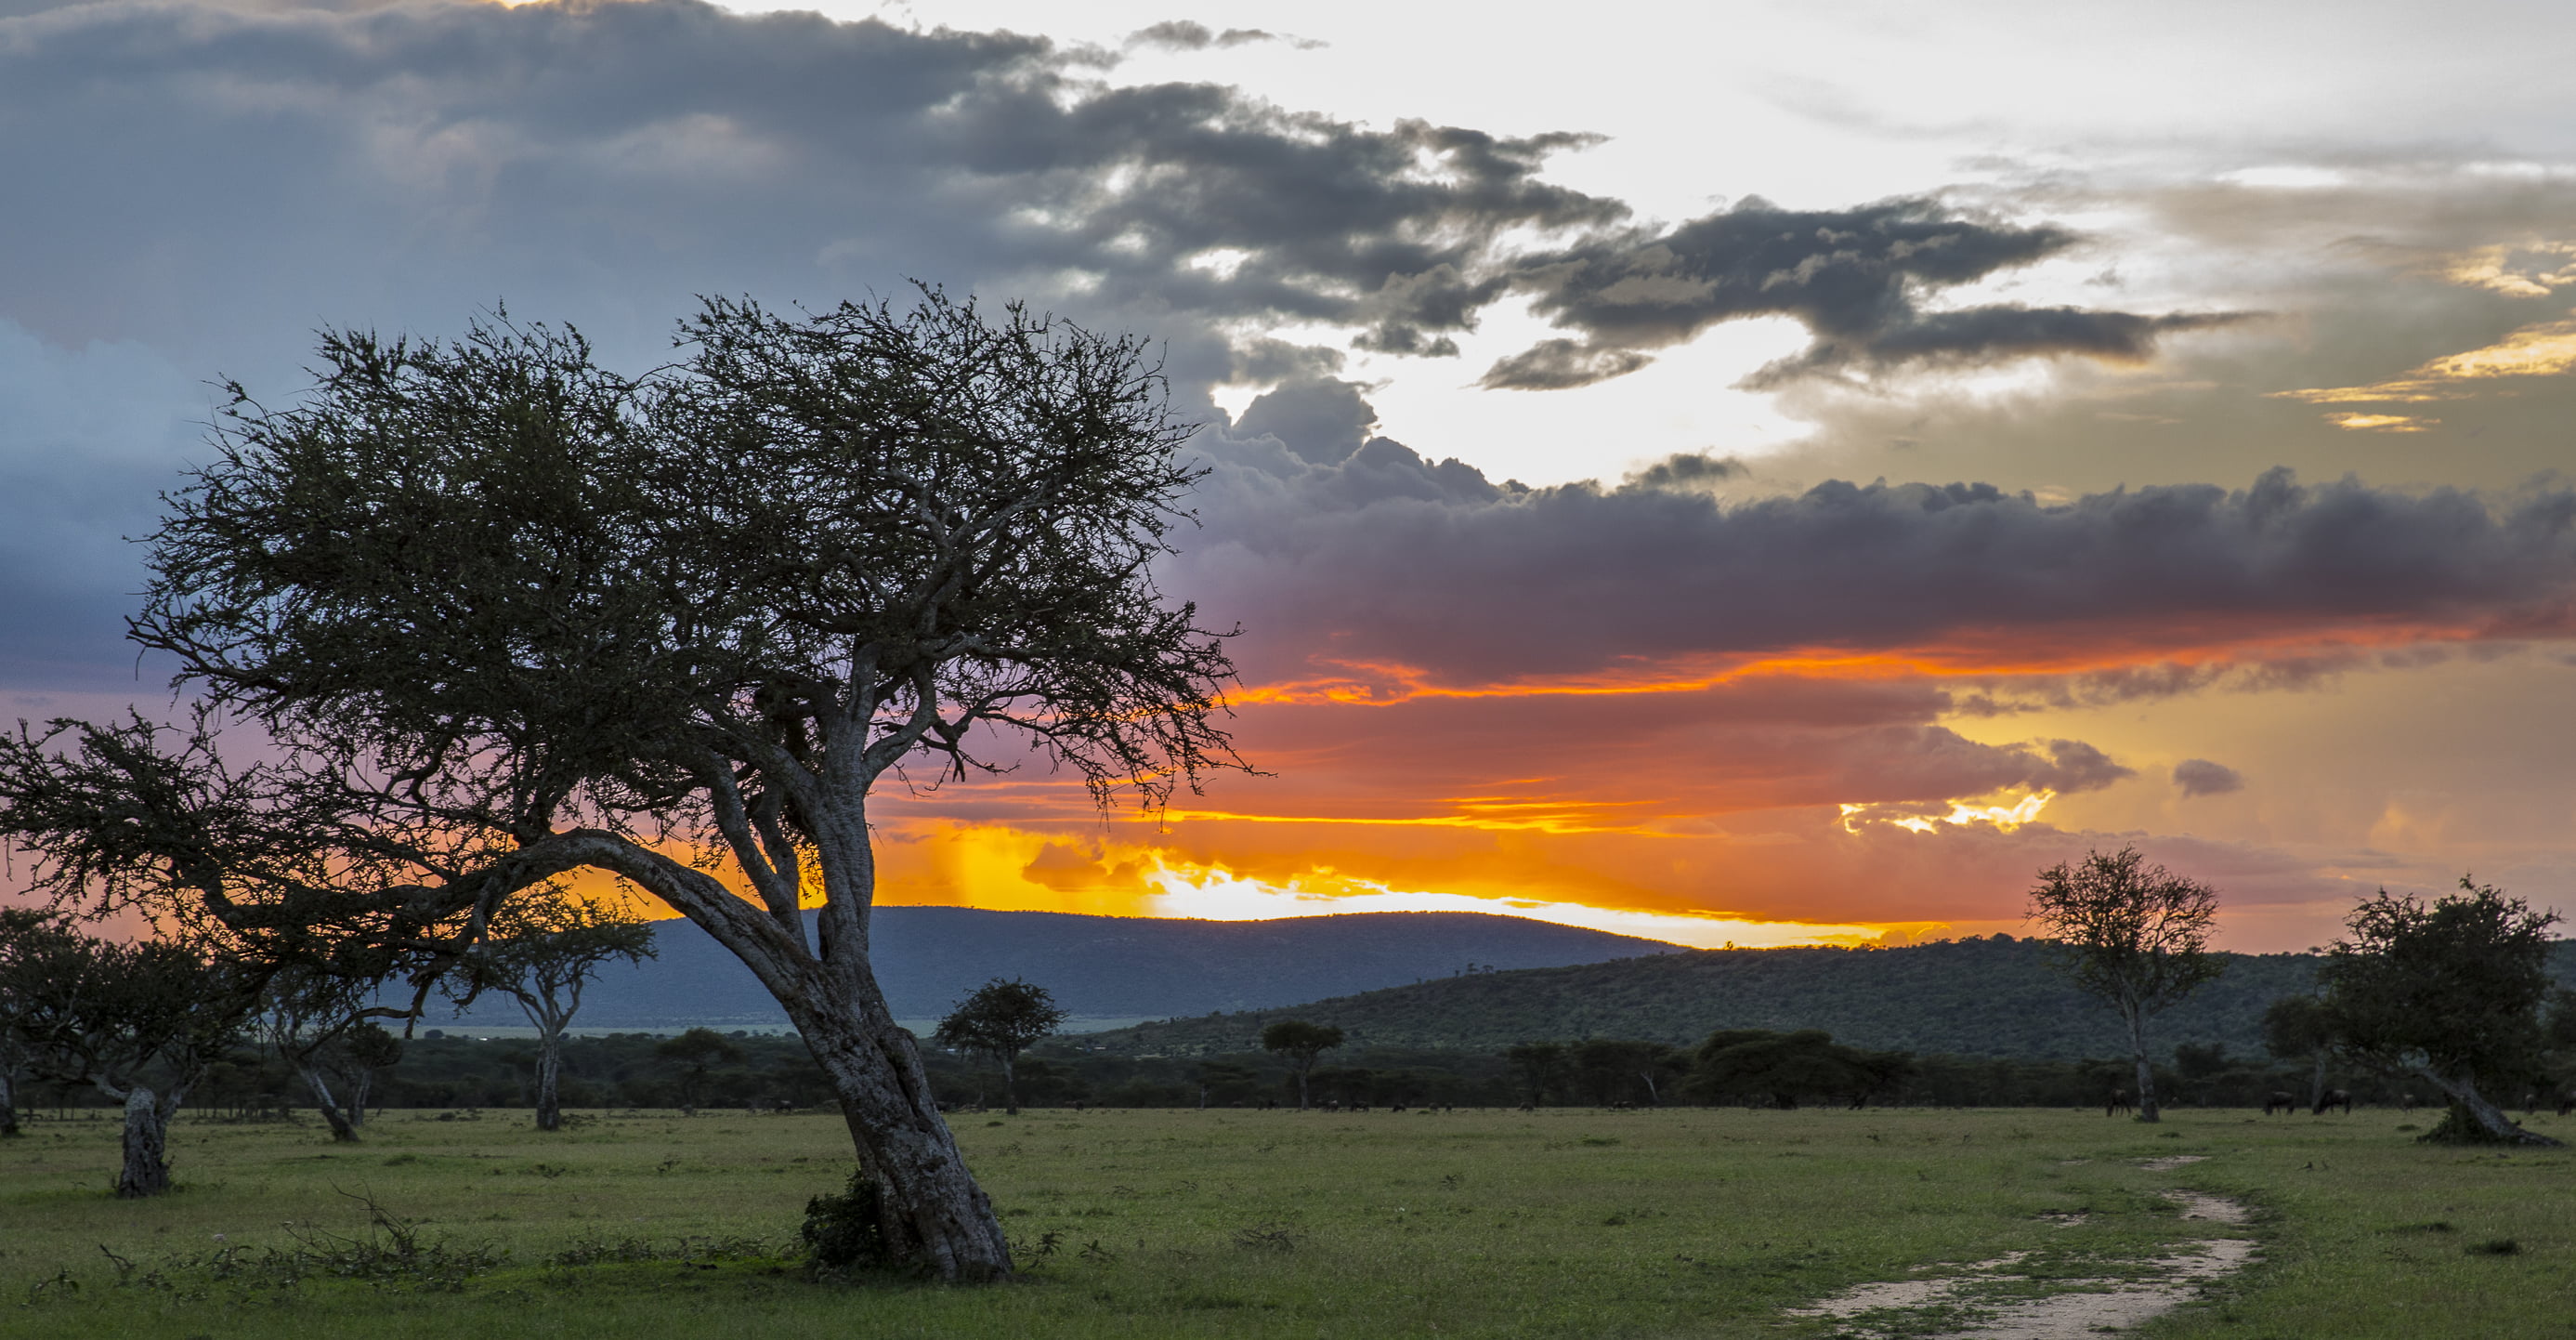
[
  {"left": 458, "top": 890, "right": 655, "bottom": 1130},
  {"left": 2027, "top": 847, "right": 2225, "bottom": 1123},
  {"left": 1504, "top": 1041, "right": 1571, "bottom": 1107},
  {"left": 1685, "top": 1029, "right": 1905, "bottom": 1109},
  {"left": 658, "top": 1028, "right": 746, "bottom": 1110},
  {"left": 0, "top": 909, "right": 48, "bottom": 1138},
  {"left": 0, "top": 289, "right": 1243, "bottom": 1279},
  {"left": 0, "top": 916, "right": 253, "bottom": 1195},
  {"left": 933, "top": 978, "right": 1066, "bottom": 1115},
  {"left": 1262, "top": 1020, "right": 1344, "bottom": 1110},
  {"left": 2262, "top": 993, "right": 2338, "bottom": 1110},
  {"left": 1195, "top": 1059, "right": 1258, "bottom": 1109},
  {"left": 2319, "top": 878, "right": 2561, "bottom": 1146},
  {"left": 1570, "top": 1039, "right": 1682, "bottom": 1106},
  {"left": 263, "top": 966, "right": 403, "bottom": 1140}
]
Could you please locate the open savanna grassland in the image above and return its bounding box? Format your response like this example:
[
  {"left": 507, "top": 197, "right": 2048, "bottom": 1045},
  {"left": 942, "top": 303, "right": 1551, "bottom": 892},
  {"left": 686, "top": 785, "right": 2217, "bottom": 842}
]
[{"left": 1, "top": 1104, "right": 2569, "bottom": 1339}]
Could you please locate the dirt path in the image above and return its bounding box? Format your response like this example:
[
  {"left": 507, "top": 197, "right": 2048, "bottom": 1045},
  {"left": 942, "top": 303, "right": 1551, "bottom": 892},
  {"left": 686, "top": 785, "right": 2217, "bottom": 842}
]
[{"left": 1785, "top": 1158, "right": 2256, "bottom": 1338}]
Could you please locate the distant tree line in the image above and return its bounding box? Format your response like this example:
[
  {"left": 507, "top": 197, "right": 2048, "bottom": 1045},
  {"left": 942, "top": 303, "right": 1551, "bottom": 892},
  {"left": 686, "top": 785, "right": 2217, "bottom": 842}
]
[{"left": 17, "top": 1020, "right": 2554, "bottom": 1126}]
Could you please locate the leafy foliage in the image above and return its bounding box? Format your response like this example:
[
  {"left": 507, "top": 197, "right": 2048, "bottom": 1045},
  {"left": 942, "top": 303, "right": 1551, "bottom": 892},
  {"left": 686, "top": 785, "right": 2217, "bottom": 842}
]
[
  {"left": 2320, "top": 878, "right": 2562, "bottom": 1144},
  {"left": 1684, "top": 1029, "right": 1912, "bottom": 1110},
  {"left": 1260, "top": 1019, "right": 1344, "bottom": 1110}
]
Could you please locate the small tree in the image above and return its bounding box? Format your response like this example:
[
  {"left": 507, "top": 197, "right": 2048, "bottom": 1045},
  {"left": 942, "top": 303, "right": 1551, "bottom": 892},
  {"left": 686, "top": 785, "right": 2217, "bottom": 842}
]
[
  {"left": 459, "top": 890, "right": 655, "bottom": 1130},
  {"left": 2261, "top": 993, "right": 2338, "bottom": 1111},
  {"left": 657, "top": 1028, "right": 747, "bottom": 1110},
  {"left": 933, "top": 978, "right": 1066, "bottom": 1115},
  {"left": 263, "top": 967, "right": 403, "bottom": 1141},
  {"left": 1504, "top": 1041, "right": 1569, "bottom": 1107},
  {"left": 1570, "top": 1039, "right": 1682, "bottom": 1106},
  {"left": 0, "top": 909, "right": 48, "bottom": 1138},
  {"left": 1262, "top": 1020, "right": 1344, "bottom": 1110},
  {"left": 2319, "top": 879, "right": 2562, "bottom": 1146},
  {"left": 0, "top": 916, "right": 252, "bottom": 1195},
  {"left": 2026, "top": 847, "right": 2226, "bottom": 1123},
  {"left": 1685, "top": 1029, "right": 1901, "bottom": 1110}
]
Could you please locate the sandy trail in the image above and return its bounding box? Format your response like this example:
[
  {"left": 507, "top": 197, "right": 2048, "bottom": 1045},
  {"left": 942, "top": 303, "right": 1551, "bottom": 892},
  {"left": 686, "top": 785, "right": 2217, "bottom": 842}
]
[{"left": 1786, "top": 1159, "right": 2256, "bottom": 1339}]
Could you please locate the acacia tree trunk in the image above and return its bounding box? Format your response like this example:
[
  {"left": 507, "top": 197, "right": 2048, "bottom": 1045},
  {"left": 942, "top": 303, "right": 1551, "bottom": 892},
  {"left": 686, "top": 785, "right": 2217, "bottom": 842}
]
[
  {"left": 298, "top": 1064, "right": 358, "bottom": 1142},
  {"left": 533, "top": 1024, "right": 564, "bottom": 1132},
  {"left": 1000, "top": 1051, "right": 1018, "bottom": 1116},
  {"left": 2308, "top": 1051, "right": 2328, "bottom": 1110},
  {"left": 345, "top": 1069, "right": 372, "bottom": 1131},
  {"left": 559, "top": 824, "right": 1013, "bottom": 1280},
  {"left": 2124, "top": 1002, "right": 2161, "bottom": 1123},
  {"left": 2419, "top": 1069, "right": 2563, "bottom": 1147},
  {"left": 112, "top": 1084, "right": 173, "bottom": 1198},
  {"left": 0, "top": 1065, "right": 20, "bottom": 1138},
  {"left": 786, "top": 983, "right": 1012, "bottom": 1280}
]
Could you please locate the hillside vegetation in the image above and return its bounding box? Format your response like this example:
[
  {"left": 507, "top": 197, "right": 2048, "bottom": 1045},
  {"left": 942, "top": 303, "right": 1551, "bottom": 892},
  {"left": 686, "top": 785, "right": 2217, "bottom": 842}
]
[
  {"left": 1084, "top": 937, "right": 2576, "bottom": 1060},
  {"left": 427, "top": 909, "right": 1679, "bottom": 1028}
]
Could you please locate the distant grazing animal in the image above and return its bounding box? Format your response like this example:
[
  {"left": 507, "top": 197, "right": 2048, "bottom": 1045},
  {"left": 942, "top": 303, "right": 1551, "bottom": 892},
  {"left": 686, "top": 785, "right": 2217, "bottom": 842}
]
[
  {"left": 2399, "top": 1093, "right": 2418, "bottom": 1112},
  {"left": 2264, "top": 1092, "right": 2299, "bottom": 1115},
  {"left": 2106, "top": 1090, "right": 2136, "bottom": 1118},
  {"left": 2312, "top": 1089, "right": 2352, "bottom": 1116}
]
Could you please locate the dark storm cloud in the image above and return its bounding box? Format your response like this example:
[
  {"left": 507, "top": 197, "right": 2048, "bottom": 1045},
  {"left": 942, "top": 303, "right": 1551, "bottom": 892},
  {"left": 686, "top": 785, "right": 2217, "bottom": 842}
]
[
  {"left": 1627, "top": 451, "right": 1749, "bottom": 490},
  {"left": 1477, "top": 198, "right": 2252, "bottom": 389},
  {"left": 0, "top": 0, "right": 1603, "bottom": 682},
  {"left": 2173, "top": 758, "right": 2247, "bottom": 797},
  {"left": 1182, "top": 397, "right": 2576, "bottom": 682},
  {"left": 0, "top": 0, "right": 2315, "bottom": 690}
]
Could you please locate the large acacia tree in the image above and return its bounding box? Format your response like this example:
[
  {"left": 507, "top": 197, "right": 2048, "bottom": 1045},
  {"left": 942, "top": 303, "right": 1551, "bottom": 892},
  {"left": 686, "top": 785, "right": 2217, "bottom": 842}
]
[{"left": 0, "top": 291, "right": 1242, "bottom": 1279}]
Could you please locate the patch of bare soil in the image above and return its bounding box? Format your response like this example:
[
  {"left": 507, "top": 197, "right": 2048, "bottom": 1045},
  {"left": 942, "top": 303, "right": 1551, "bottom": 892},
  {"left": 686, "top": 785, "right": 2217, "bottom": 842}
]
[
  {"left": 1785, "top": 1183, "right": 2256, "bottom": 1339},
  {"left": 2137, "top": 1154, "right": 2208, "bottom": 1172}
]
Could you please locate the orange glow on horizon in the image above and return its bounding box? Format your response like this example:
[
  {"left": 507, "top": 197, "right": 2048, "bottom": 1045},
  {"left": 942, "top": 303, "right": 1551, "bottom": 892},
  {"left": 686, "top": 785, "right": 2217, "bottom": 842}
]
[{"left": 1232, "top": 617, "right": 2556, "bottom": 709}]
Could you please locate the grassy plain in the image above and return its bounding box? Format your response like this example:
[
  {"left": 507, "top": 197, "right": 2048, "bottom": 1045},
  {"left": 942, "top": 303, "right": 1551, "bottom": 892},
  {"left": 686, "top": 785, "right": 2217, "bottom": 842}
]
[{"left": 1, "top": 1104, "right": 2569, "bottom": 1339}]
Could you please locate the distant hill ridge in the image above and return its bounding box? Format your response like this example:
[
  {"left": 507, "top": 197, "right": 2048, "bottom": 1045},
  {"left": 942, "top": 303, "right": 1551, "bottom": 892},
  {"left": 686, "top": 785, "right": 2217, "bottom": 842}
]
[
  {"left": 435, "top": 907, "right": 1680, "bottom": 1028},
  {"left": 1077, "top": 935, "right": 2576, "bottom": 1061}
]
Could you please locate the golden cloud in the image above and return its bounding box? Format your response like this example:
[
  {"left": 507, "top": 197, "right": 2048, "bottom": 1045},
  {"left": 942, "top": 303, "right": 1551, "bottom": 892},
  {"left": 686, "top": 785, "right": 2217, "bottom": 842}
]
[
  {"left": 2439, "top": 242, "right": 2576, "bottom": 298},
  {"left": 2275, "top": 313, "right": 2576, "bottom": 407}
]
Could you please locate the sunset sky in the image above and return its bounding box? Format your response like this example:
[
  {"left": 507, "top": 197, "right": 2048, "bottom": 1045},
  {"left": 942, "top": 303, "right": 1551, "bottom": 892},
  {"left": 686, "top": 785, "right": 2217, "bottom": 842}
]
[{"left": 3, "top": 0, "right": 2572, "bottom": 951}]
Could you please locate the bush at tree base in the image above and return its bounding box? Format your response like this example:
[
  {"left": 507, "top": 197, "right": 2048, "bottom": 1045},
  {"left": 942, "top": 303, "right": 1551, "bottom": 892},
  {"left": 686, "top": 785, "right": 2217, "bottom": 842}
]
[{"left": 801, "top": 1171, "right": 889, "bottom": 1277}]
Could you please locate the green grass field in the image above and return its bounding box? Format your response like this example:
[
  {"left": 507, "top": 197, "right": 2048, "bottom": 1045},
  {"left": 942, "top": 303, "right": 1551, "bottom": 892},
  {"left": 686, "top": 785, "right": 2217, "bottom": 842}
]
[{"left": 2, "top": 1105, "right": 2568, "bottom": 1338}]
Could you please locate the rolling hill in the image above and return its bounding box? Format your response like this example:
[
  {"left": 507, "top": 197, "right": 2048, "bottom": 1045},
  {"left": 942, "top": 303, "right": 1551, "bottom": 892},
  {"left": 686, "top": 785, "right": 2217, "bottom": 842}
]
[
  {"left": 1074, "top": 937, "right": 2576, "bottom": 1061},
  {"left": 433, "top": 908, "right": 1680, "bottom": 1029}
]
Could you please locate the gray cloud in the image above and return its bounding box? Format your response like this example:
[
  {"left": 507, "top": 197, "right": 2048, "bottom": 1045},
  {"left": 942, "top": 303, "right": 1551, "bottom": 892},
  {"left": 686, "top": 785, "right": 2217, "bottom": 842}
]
[
  {"left": 1126, "top": 20, "right": 1321, "bottom": 51},
  {"left": 1628, "top": 451, "right": 1749, "bottom": 491},
  {"left": 0, "top": 0, "right": 2414, "bottom": 695},
  {"left": 2173, "top": 758, "right": 2246, "bottom": 797},
  {"left": 1478, "top": 198, "right": 2250, "bottom": 389},
  {"left": 1183, "top": 401, "right": 2576, "bottom": 683}
]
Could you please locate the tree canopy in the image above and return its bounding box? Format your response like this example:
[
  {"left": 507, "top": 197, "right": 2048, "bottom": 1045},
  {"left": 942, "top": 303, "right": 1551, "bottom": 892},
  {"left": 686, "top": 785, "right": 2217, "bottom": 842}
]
[
  {"left": 1684, "top": 1029, "right": 1912, "bottom": 1110},
  {"left": 2319, "top": 878, "right": 2562, "bottom": 1145},
  {"left": 934, "top": 978, "right": 1067, "bottom": 1114},
  {"left": 1261, "top": 1019, "right": 1344, "bottom": 1110}
]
